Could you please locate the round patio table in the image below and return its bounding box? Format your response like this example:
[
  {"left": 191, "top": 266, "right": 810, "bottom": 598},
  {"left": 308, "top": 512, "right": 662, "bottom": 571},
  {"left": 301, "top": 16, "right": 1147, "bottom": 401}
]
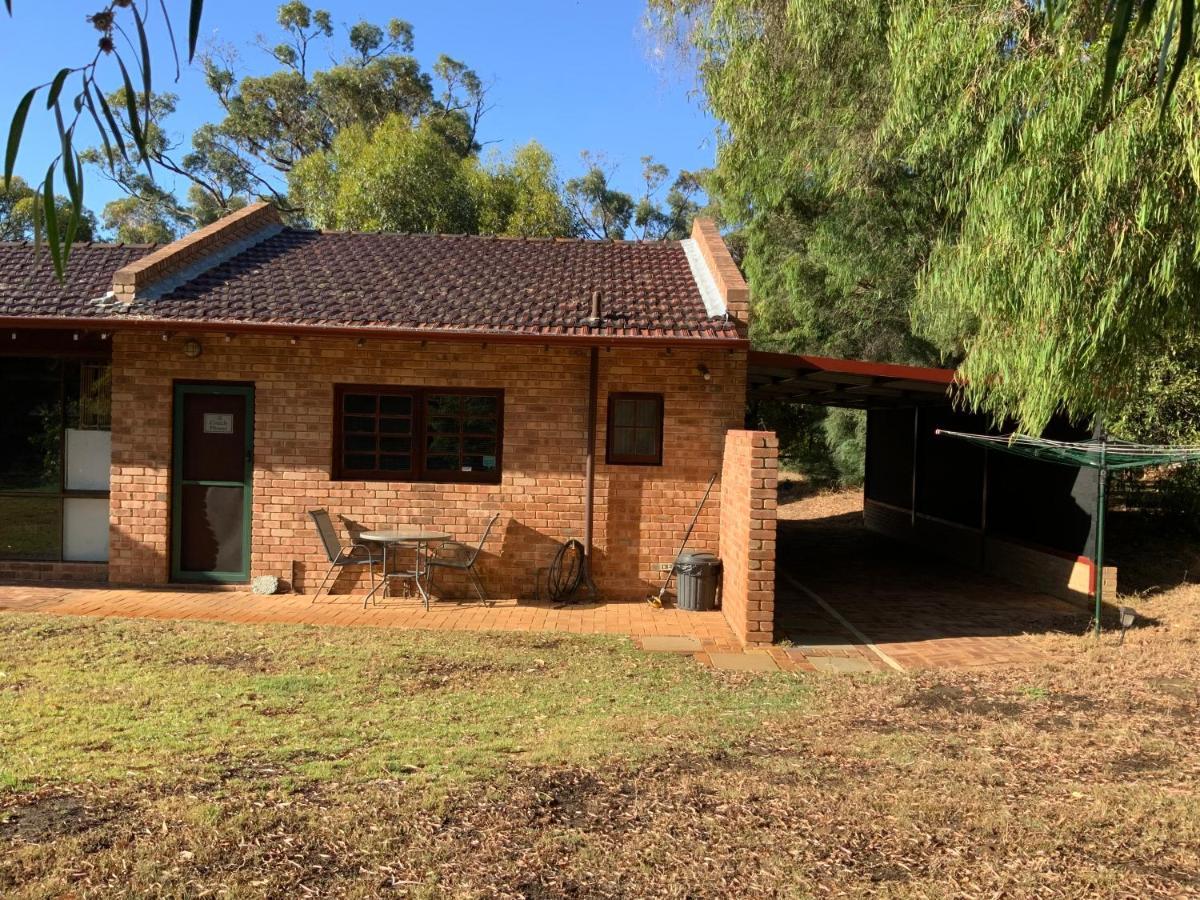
[{"left": 359, "top": 528, "right": 450, "bottom": 610}]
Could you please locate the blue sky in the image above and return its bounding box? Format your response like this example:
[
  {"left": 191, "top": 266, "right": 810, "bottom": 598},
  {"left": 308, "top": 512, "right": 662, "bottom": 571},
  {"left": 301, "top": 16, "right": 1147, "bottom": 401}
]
[{"left": 1, "top": 1, "right": 716, "bottom": 228}]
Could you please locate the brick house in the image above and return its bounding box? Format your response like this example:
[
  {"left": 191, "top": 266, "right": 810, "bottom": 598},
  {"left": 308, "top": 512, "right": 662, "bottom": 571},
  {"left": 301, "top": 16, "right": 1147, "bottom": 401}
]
[{"left": 0, "top": 204, "right": 778, "bottom": 644}]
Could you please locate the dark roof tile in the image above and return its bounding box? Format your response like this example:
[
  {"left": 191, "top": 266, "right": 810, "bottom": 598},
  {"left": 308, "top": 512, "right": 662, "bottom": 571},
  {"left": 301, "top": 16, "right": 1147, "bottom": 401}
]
[{"left": 0, "top": 229, "right": 738, "bottom": 341}]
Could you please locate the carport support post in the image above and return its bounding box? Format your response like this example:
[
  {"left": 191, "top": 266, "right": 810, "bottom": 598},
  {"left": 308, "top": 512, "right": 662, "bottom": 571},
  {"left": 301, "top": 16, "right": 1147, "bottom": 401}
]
[{"left": 1094, "top": 432, "right": 1108, "bottom": 639}]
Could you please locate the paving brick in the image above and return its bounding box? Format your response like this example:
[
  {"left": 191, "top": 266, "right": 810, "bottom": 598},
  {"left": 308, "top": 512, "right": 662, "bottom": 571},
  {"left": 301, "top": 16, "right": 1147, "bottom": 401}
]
[
  {"left": 707, "top": 651, "right": 779, "bottom": 672},
  {"left": 810, "top": 656, "right": 877, "bottom": 675}
]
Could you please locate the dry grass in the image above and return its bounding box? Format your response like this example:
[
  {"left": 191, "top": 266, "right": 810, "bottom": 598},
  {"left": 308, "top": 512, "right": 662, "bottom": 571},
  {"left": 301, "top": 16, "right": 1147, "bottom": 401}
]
[{"left": 3, "top": 494, "right": 1199, "bottom": 897}]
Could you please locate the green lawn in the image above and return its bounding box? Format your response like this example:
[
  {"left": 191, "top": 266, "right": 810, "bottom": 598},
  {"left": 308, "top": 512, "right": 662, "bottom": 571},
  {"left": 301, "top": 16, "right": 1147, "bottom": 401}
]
[
  {"left": 2, "top": 608, "right": 1199, "bottom": 898},
  {"left": 0, "top": 615, "right": 806, "bottom": 791}
]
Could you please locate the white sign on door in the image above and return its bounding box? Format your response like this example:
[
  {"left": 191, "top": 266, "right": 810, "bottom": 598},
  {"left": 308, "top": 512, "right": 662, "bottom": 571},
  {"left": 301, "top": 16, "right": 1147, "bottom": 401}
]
[{"left": 203, "top": 412, "right": 235, "bottom": 434}]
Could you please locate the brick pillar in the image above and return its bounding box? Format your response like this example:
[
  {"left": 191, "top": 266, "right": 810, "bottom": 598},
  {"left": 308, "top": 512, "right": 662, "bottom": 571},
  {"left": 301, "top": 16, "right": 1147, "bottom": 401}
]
[{"left": 718, "top": 430, "right": 778, "bottom": 645}]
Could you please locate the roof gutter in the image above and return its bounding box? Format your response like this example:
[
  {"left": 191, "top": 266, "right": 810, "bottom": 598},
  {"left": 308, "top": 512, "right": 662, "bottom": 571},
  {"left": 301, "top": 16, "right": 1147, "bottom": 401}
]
[{"left": 0, "top": 316, "right": 750, "bottom": 351}]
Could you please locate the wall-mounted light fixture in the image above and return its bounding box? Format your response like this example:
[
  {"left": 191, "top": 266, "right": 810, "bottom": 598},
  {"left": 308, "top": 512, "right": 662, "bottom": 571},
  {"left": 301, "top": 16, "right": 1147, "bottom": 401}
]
[
  {"left": 697, "top": 363, "right": 711, "bottom": 381},
  {"left": 183, "top": 339, "right": 202, "bottom": 359}
]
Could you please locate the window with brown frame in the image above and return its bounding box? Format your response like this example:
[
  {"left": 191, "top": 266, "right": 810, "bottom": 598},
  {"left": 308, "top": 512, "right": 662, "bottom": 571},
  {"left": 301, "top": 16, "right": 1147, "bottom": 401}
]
[
  {"left": 333, "top": 385, "right": 503, "bottom": 483},
  {"left": 606, "top": 392, "right": 664, "bottom": 466}
]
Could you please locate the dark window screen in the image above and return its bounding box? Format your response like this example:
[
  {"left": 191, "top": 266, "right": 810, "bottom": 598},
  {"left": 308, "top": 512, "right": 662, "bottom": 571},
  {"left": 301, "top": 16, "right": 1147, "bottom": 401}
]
[
  {"left": 607, "top": 393, "right": 664, "bottom": 466},
  {"left": 0, "top": 356, "right": 111, "bottom": 561},
  {"left": 334, "top": 385, "right": 502, "bottom": 484}
]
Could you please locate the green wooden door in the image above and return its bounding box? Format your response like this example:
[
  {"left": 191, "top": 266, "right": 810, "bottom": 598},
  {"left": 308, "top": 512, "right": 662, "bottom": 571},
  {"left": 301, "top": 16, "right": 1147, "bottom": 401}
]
[{"left": 171, "top": 383, "right": 254, "bottom": 583}]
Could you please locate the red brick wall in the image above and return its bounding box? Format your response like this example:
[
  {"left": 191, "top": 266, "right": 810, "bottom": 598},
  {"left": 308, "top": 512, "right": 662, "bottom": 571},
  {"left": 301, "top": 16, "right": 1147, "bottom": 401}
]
[
  {"left": 0, "top": 561, "right": 107, "bottom": 584},
  {"left": 718, "top": 430, "right": 778, "bottom": 645},
  {"left": 108, "top": 331, "right": 745, "bottom": 600}
]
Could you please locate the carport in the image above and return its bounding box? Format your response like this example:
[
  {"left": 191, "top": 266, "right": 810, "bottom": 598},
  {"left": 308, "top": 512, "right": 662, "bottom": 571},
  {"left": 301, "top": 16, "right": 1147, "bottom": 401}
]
[{"left": 747, "top": 351, "right": 1098, "bottom": 668}]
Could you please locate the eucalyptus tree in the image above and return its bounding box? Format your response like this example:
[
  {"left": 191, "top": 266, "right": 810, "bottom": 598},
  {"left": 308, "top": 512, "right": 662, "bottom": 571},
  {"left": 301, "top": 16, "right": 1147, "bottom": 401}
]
[{"left": 653, "top": 0, "right": 1200, "bottom": 439}]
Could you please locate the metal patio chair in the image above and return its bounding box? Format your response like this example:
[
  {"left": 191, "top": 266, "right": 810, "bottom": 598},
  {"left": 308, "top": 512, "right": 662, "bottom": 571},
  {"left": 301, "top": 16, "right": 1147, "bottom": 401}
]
[
  {"left": 308, "top": 508, "right": 379, "bottom": 600},
  {"left": 426, "top": 513, "right": 500, "bottom": 604}
]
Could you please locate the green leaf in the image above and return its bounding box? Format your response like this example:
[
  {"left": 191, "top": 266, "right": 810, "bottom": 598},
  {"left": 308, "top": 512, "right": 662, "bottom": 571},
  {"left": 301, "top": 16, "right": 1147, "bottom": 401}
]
[
  {"left": 116, "top": 54, "right": 150, "bottom": 174},
  {"left": 62, "top": 134, "right": 80, "bottom": 208},
  {"left": 95, "top": 87, "right": 128, "bottom": 162},
  {"left": 134, "top": 4, "right": 152, "bottom": 117},
  {"left": 82, "top": 78, "right": 115, "bottom": 170},
  {"left": 32, "top": 183, "right": 42, "bottom": 267},
  {"left": 188, "top": 0, "right": 204, "bottom": 63},
  {"left": 46, "top": 68, "right": 70, "bottom": 110},
  {"left": 1162, "top": 0, "right": 1195, "bottom": 112},
  {"left": 1103, "top": 0, "right": 1135, "bottom": 103},
  {"left": 5, "top": 87, "right": 36, "bottom": 189},
  {"left": 43, "top": 162, "right": 63, "bottom": 281},
  {"left": 63, "top": 154, "right": 82, "bottom": 261}
]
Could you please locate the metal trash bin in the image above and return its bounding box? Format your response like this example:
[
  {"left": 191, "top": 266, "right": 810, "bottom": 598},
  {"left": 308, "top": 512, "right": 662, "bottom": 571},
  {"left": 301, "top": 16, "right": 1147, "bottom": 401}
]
[{"left": 675, "top": 552, "right": 721, "bottom": 611}]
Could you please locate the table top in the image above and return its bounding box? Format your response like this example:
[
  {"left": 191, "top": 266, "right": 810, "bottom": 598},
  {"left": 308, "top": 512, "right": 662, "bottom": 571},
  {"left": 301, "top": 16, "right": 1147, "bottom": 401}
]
[{"left": 360, "top": 528, "right": 450, "bottom": 543}]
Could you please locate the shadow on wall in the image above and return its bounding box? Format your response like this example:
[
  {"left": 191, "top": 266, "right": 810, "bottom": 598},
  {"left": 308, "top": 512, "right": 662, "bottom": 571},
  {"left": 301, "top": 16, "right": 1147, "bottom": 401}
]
[{"left": 108, "top": 522, "right": 170, "bottom": 585}]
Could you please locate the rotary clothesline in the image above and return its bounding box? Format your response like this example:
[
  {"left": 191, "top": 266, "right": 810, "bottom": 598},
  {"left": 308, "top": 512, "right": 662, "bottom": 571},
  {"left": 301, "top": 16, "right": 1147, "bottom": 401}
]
[
  {"left": 935, "top": 430, "right": 1200, "bottom": 470},
  {"left": 935, "top": 429, "right": 1200, "bottom": 637}
]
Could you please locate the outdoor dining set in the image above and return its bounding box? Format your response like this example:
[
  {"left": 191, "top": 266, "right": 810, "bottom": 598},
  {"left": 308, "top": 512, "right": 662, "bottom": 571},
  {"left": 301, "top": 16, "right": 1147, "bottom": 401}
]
[{"left": 308, "top": 509, "right": 499, "bottom": 609}]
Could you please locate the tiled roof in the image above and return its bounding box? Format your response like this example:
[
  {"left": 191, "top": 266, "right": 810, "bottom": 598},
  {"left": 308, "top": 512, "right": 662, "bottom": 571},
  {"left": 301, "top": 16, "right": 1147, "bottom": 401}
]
[
  {"left": 0, "top": 242, "right": 155, "bottom": 318},
  {"left": 0, "top": 230, "right": 740, "bottom": 341}
]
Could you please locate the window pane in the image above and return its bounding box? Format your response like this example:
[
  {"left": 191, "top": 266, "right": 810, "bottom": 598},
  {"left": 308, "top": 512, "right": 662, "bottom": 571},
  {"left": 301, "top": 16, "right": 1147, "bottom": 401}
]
[
  {"left": 63, "top": 497, "right": 108, "bottom": 562},
  {"left": 379, "top": 455, "right": 411, "bottom": 471},
  {"left": 343, "top": 415, "right": 375, "bottom": 433},
  {"left": 636, "top": 398, "right": 660, "bottom": 427},
  {"left": 464, "top": 396, "right": 498, "bottom": 416},
  {"left": 0, "top": 495, "right": 62, "bottom": 560},
  {"left": 345, "top": 434, "right": 376, "bottom": 452},
  {"left": 634, "top": 428, "right": 657, "bottom": 457},
  {"left": 380, "top": 436, "right": 411, "bottom": 453},
  {"left": 613, "top": 428, "right": 637, "bottom": 456},
  {"left": 343, "top": 454, "right": 375, "bottom": 471},
  {"left": 427, "top": 435, "right": 460, "bottom": 454},
  {"left": 65, "top": 428, "right": 112, "bottom": 491},
  {"left": 425, "top": 454, "right": 458, "bottom": 471},
  {"left": 66, "top": 361, "right": 112, "bottom": 431},
  {"left": 343, "top": 394, "right": 376, "bottom": 414},
  {"left": 379, "top": 418, "right": 411, "bottom": 434},
  {"left": 428, "top": 417, "right": 459, "bottom": 434},
  {"left": 463, "top": 437, "right": 496, "bottom": 455},
  {"left": 379, "top": 395, "right": 411, "bottom": 415},
  {"left": 464, "top": 418, "right": 497, "bottom": 435},
  {"left": 613, "top": 399, "right": 636, "bottom": 427},
  {"left": 427, "top": 395, "right": 462, "bottom": 415},
  {"left": 0, "top": 358, "right": 63, "bottom": 491}
]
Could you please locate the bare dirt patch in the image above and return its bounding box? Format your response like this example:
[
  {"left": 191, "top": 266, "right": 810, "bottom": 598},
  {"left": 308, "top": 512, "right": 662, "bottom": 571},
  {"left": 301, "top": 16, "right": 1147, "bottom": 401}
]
[{"left": 179, "top": 649, "right": 280, "bottom": 673}]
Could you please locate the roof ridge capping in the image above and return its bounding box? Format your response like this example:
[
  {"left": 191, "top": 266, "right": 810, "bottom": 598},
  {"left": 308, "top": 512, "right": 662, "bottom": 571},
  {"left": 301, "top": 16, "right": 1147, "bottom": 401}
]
[
  {"left": 686, "top": 218, "right": 749, "bottom": 336},
  {"left": 111, "top": 202, "right": 283, "bottom": 302}
]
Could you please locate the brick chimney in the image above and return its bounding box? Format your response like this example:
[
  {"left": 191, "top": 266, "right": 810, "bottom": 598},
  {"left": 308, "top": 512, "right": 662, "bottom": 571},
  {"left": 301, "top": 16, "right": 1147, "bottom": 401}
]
[
  {"left": 689, "top": 217, "right": 750, "bottom": 333},
  {"left": 112, "top": 201, "right": 283, "bottom": 302}
]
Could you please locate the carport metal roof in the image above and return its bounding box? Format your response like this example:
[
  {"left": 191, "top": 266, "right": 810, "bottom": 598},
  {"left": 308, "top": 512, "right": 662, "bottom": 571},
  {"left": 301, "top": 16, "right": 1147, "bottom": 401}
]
[{"left": 747, "top": 351, "right": 955, "bottom": 409}]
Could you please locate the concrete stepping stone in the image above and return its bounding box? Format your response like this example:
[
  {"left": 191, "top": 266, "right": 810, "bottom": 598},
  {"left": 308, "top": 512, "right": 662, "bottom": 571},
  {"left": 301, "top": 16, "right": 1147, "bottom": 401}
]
[
  {"left": 810, "top": 656, "right": 877, "bottom": 674},
  {"left": 707, "top": 651, "right": 779, "bottom": 672},
  {"left": 641, "top": 635, "right": 703, "bottom": 653}
]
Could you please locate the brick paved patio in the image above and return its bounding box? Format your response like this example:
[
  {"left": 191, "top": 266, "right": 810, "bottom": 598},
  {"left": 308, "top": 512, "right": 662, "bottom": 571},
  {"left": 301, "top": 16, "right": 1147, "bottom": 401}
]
[
  {"left": 775, "top": 494, "right": 1089, "bottom": 670},
  {"left": 0, "top": 583, "right": 744, "bottom": 646},
  {"left": 0, "top": 488, "right": 1084, "bottom": 675}
]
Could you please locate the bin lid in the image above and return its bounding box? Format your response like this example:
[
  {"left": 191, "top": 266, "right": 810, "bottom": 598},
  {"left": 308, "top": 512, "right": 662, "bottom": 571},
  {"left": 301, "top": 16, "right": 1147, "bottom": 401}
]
[{"left": 677, "top": 552, "right": 719, "bottom": 566}]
